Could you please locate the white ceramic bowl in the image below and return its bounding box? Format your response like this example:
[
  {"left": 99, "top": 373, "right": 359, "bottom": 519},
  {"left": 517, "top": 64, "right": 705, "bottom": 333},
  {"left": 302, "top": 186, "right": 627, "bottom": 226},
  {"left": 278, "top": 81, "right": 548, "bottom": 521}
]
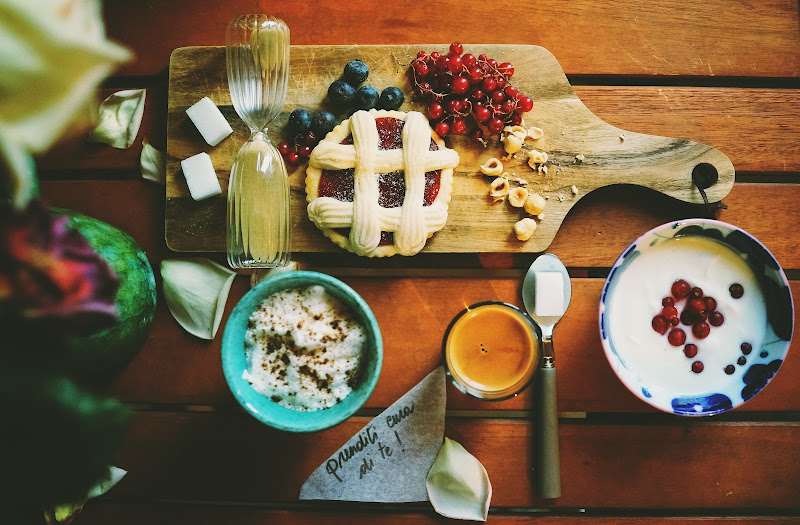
[{"left": 599, "top": 219, "right": 793, "bottom": 415}]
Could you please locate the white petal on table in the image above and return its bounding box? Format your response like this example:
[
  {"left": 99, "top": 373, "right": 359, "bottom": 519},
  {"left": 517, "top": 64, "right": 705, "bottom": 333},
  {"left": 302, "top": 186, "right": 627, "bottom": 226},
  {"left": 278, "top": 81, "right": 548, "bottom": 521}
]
[
  {"left": 140, "top": 139, "right": 165, "bottom": 184},
  {"left": 88, "top": 89, "right": 146, "bottom": 149},
  {"left": 161, "top": 258, "right": 236, "bottom": 340},
  {"left": 426, "top": 437, "right": 492, "bottom": 521}
]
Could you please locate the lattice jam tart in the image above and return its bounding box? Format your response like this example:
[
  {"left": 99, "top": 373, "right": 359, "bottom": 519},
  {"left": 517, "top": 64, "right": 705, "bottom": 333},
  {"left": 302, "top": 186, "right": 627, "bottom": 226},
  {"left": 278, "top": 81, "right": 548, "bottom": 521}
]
[{"left": 305, "top": 109, "right": 460, "bottom": 257}]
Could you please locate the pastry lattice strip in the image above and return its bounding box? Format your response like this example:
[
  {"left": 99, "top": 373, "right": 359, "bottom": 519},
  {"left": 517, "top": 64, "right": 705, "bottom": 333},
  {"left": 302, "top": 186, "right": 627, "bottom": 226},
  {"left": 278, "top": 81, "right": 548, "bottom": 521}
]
[{"left": 308, "top": 111, "right": 459, "bottom": 256}]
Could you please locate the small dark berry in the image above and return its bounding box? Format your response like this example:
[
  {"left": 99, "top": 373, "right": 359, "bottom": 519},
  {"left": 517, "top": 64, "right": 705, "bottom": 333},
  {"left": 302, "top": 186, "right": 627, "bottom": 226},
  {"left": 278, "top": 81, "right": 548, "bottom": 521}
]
[
  {"left": 310, "top": 111, "right": 337, "bottom": 138},
  {"left": 760, "top": 351, "right": 768, "bottom": 358},
  {"left": 692, "top": 321, "right": 710, "bottom": 339},
  {"left": 353, "top": 85, "right": 380, "bottom": 110},
  {"left": 662, "top": 297, "right": 675, "bottom": 307},
  {"left": 662, "top": 306, "right": 679, "bottom": 321},
  {"left": 741, "top": 342, "right": 752, "bottom": 355},
  {"left": 328, "top": 79, "right": 355, "bottom": 105},
  {"left": 729, "top": 283, "right": 744, "bottom": 299},
  {"left": 691, "top": 361, "right": 704, "bottom": 373},
  {"left": 690, "top": 286, "right": 703, "bottom": 298},
  {"left": 724, "top": 365, "right": 735, "bottom": 375},
  {"left": 378, "top": 86, "right": 405, "bottom": 110},
  {"left": 680, "top": 309, "right": 697, "bottom": 326},
  {"left": 286, "top": 108, "right": 312, "bottom": 136},
  {"left": 737, "top": 356, "right": 747, "bottom": 366},
  {"left": 343, "top": 59, "right": 369, "bottom": 86},
  {"left": 708, "top": 310, "right": 724, "bottom": 327},
  {"left": 683, "top": 344, "right": 698, "bottom": 358}
]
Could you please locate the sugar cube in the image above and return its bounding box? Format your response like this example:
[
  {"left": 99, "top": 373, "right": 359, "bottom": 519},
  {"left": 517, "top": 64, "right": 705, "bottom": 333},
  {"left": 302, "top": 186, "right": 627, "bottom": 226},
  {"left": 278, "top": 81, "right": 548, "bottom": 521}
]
[
  {"left": 534, "top": 272, "right": 564, "bottom": 317},
  {"left": 186, "top": 97, "right": 233, "bottom": 146},
  {"left": 180, "top": 152, "right": 222, "bottom": 201}
]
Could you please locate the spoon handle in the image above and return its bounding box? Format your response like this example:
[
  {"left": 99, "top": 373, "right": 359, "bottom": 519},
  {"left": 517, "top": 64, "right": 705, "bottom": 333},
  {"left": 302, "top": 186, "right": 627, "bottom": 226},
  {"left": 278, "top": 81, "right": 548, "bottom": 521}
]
[{"left": 538, "top": 363, "right": 561, "bottom": 499}]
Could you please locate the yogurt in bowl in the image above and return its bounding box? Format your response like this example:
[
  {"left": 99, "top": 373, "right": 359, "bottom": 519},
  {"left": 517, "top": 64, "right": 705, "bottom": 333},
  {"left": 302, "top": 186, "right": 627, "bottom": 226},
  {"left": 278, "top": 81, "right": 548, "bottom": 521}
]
[{"left": 600, "top": 219, "right": 793, "bottom": 415}]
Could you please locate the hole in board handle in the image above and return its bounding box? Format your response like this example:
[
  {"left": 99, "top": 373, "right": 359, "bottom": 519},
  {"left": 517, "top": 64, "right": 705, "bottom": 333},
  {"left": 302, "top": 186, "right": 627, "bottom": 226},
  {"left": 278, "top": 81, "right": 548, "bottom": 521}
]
[{"left": 691, "top": 163, "right": 719, "bottom": 206}]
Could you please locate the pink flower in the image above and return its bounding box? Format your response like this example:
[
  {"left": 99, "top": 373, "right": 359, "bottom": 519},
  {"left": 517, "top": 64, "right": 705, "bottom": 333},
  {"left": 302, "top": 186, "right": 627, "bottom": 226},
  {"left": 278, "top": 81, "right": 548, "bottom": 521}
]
[{"left": 0, "top": 202, "right": 118, "bottom": 340}]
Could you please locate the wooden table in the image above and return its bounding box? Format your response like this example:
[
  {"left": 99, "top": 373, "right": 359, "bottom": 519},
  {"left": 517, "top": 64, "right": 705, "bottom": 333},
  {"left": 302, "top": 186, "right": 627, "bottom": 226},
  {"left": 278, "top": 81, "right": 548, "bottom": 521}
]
[{"left": 38, "top": 1, "right": 800, "bottom": 523}]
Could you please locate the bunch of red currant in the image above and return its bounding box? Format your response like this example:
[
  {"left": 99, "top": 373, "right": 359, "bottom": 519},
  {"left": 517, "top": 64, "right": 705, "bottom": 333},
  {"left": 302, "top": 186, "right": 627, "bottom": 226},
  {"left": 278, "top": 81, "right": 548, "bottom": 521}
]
[
  {"left": 410, "top": 42, "right": 533, "bottom": 141},
  {"left": 277, "top": 132, "right": 318, "bottom": 167}
]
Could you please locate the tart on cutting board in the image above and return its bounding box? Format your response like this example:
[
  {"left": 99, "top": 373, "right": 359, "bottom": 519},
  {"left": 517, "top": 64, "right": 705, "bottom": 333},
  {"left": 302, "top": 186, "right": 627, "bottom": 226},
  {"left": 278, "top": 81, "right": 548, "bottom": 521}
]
[{"left": 305, "top": 109, "right": 460, "bottom": 257}]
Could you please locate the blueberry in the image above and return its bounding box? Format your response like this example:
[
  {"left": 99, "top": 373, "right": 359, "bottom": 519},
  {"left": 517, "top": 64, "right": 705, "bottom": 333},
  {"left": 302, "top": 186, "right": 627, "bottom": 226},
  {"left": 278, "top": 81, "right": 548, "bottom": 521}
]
[
  {"left": 377, "top": 86, "right": 404, "bottom": 110},
  {"left": 328, "top": 79, "right": 355, "bottom": 106},
  {"left": 354, "top": 85, "right": 379, "bottom": 110},
  {"left": 310, "top": 111, "right": 337, "bottom": 138},
  {"left": 343, "top": 60, "right": 369, "bottom": 86},
  {"left": 286, "top": 108, "right": 311, "bottom": 136}
]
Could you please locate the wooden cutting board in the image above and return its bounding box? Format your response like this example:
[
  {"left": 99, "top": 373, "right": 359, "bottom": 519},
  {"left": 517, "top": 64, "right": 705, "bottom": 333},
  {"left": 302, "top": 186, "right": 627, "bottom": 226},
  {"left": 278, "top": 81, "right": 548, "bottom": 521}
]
[{"left": 166, "top": 45, "right": 734, "bottom": 254}]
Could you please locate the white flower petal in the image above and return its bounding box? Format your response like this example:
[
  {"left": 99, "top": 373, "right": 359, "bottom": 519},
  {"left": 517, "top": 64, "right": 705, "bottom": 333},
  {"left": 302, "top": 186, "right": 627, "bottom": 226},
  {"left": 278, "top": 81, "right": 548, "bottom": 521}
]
[
  {"left": 161, "top": 258, "right": 236, "bottom": 340},
  {"left": 89, "top": 89, "right": 146, "bottom": 149},
  {"left": 426, "top": 437, "right": 492, "bottom": 521},
  {"left": 140, "top": 139, "right": 165, "bottom": 184}
]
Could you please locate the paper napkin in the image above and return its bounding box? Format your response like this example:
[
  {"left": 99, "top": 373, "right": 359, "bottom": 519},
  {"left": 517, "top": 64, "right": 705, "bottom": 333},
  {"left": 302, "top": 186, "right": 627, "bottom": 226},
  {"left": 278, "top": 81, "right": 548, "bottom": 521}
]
[
  {"left": 427, "top": 437, "right": 492, "bottom": 521},
  {"left": 161, "top": 258, "right": 236, "bottom": 340},
  {"left": 299, "top": 367, "right": 446, "bottom": 502}
]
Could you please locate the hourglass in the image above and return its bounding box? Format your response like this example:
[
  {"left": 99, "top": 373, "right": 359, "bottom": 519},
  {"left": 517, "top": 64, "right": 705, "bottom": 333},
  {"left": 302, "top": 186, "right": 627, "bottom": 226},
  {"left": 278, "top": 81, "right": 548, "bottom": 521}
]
[{"left": 225, "top": 15, "right": 291, "bottom": 268}]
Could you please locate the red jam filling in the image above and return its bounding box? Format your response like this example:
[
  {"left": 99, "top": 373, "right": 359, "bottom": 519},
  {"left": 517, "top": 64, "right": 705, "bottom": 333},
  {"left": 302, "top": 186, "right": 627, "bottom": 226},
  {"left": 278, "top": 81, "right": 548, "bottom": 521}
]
[{"left": 318, "top": 117, "right": 443, "bottom": 246}]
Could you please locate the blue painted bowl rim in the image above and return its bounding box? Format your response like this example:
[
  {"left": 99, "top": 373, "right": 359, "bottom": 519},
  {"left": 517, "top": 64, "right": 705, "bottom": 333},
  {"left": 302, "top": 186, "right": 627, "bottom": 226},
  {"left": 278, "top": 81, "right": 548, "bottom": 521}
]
[
  {"left": 598, "top": 218, "right": 794, "bottom": 416},
  {"left": 221, "top": 271, "right": 383, "bottom": 432}
]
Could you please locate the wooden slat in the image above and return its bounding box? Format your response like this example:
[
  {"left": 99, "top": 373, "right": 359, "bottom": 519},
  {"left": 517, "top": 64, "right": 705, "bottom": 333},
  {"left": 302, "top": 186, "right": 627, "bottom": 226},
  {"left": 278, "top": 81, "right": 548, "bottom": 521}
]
[
  {"left": 75, "top": 504, "right": 800, "bottom": 525},
  {"left": 102, "top": 0, "right": 800, "bottom": 78},
  {"left": 37, "top": 180, "right": 800, "bottom": 270},
  {"left": 35, "top": 85, "right": 800, "bottom": 175},
  {"left": 106, "top": 413, "right": 800, "bottom": 509},
  {"left": 101, "top": 277, "right": 800, "bottom": 412}
]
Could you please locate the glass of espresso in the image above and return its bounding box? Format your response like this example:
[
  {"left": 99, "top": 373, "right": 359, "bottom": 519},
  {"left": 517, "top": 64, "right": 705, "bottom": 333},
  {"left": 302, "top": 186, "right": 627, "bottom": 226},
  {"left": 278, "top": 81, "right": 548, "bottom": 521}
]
[{"left": 443, "top": 301, "right": 541, "bottom": 400}]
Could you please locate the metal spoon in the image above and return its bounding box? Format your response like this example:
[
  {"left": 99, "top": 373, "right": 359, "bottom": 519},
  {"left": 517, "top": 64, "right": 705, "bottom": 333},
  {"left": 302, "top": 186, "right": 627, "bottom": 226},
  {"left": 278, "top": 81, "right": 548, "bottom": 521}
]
[{"left": 522, "top": 253, "right": 572, "bottom": 499}]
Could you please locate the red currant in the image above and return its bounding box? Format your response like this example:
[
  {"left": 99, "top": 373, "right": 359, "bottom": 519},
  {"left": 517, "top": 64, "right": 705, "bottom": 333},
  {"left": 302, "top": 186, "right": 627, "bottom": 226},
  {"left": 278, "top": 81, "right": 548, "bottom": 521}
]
[
  {"left": 435, "top": 120, "right": 450, "bottom": 137},
  {"left": 298, "top": 145, "right": 312, "bottom": 157},
  {"left": 490, "top": 90, "right": 506, "bottom": 104},
  {"left": 474, "top": 105, "right": 491, "bottom": 122},
  {"left": 486, "top": 58, "right": 498, "bottom": 68},
  {"left": 428, "top": 102, "right": 444, "bottom": 120},
  {"left": 686, "top": 298, "right": 706, "bottom": 316},
  {"left": 435, "top": 55, "right": 450, "bottom": 72},
  {"left": 661, "top": 305, "right": 679, "bottom": 321},
  {"left": 690, "top": 286, "right": 703, "bottom": 298},
  {"left": 480, "top": 77, "right": 497, "bottom": 92},
  {"left": 451, "top": 76, "right": 469, "bottom": 95},
  {"left": 277, "top": 141, "right": 290, "bottom": 156},
  {"left": 652, "top": 315, "right": 669, "bottom": 335},
  {"left": 504, "top": 85, "right": 519, "bottom": 98},
  {"left": 683, "top": 344, "right": 698, "bottom": 358},
  {"left": 691, "top": 361, "right": 704, "bottom": 374},
  {"left": 692, "top": 321, "right": 711, "bottom": 339},
  {"left": 487, "top": 117, "right": 505, "bottom": 134},
  {"left": 517, "top": 94, "right": 534, "bottom": 113},
  {"left": 469, "top": 128, "right": 484, "bottom": 142},
  {"left": 729, "top": 283, "right": 744, "bottom": 299},
  {"left": 286, "top": 152, "right": 301, "bottom": 166},
  {"left": 446, "top": 99, "right": 464, "bottom": 113},
  {"left": 495, "top": 76, "right": 506, "bottom": 89},
  {"left": 668, "top": 328, "right": 687, "bottom": 346},
  {"left": 703, "top": 297, "right": 717, "bottom": 312},
  {"left": 430, "top": 51, "right": 441, "bottom": 60},
  {"left": 461, "top": 53, "right": 477, "bottom": 68},
  {"left": 451, "top": 118, "right": 467, "bottom": 135},
  {"left": 509, "top": 112, "right": 523, "bottom": 126},
  {"left": 671, "top": 279, "right": 691, "bottom": 299},
  {"left": 498, "top": 62, "right": 514, "bottom": 78},
  {"left": 468, "top": 66, "right": 484, "bottom": 84},
  {"left": 477, "top": 53, "right": 488, "bottom": 61},
  {"left": 449, "top": 42, "right": 463, "bottom": 56},
  {"left": 662, "top": 297, "right": 675, "bottom": 307},
  {"left": 417, "top": 50, "right": 427, "bottom": 59},
  {"left": 304, "top": 131, "right": 317, "bottom": 146},
  {"left": 470, "top": 88, "right": 486, "bottom": 101},
  {"left": 500, "top": 100, "right": 516, "bottom": 115},
  {"left": 415, "top": 81, "right": 433, "bottom": 97},
  {"left": 448, "top": 56, "right": 463, "bottom": 73},
  {"left": 708, "top": 310, "right": 724, "bottom": 327},
  {"left": 413, "top": 60, "right": 430, "bottom": 77}
]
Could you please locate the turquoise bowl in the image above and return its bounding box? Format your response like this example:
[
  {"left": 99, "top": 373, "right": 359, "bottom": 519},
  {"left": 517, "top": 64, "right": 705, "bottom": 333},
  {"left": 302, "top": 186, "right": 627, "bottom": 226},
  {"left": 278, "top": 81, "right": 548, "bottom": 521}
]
[{"left": 222, "top": 271, "right": 383, "bottom": 432}]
